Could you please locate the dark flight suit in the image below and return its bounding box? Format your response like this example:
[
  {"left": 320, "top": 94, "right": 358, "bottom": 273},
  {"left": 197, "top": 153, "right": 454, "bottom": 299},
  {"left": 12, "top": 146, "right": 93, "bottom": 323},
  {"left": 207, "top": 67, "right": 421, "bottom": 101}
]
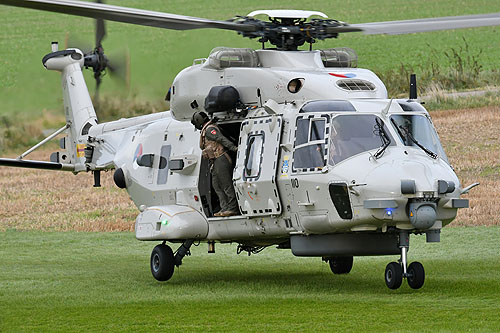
[{"left": 200, "top": 121, "right": 239, "bottom": 215}]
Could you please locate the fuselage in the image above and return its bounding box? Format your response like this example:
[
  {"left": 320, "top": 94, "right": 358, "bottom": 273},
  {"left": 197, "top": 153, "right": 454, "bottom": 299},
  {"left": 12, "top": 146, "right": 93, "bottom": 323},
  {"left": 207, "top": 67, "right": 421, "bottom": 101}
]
[
  {"left": 87, "top": 99, "right": 462, "bottom": 245},
  {"left": 82, "top": 48, "right": 467, "bottom": 247}
]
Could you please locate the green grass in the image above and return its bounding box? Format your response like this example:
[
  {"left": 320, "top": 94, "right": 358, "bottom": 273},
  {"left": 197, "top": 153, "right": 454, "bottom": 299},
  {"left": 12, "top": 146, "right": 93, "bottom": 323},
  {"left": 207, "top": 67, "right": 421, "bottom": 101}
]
[
  {"left": 424, "top": 90, "right": 500, "bottom": 111},
  {"left": 1, "top": 227, "right": 499, "bottom": 331},
  {"left": 1, "top": 0, "right": 500, "bottom": 115}
]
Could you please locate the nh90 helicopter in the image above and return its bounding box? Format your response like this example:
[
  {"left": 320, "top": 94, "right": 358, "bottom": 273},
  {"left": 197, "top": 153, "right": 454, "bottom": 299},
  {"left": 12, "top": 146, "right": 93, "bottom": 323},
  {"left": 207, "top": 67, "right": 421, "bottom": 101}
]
[{"left": 1, "top": 1, "right": 497, "bottom": 289}]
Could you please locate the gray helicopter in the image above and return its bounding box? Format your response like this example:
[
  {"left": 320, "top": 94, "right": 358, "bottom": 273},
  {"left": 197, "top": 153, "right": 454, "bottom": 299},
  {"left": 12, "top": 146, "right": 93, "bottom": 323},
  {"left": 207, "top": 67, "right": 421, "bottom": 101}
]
[{"left": 1, "top": 1, "right": 497, "bottom": 289}]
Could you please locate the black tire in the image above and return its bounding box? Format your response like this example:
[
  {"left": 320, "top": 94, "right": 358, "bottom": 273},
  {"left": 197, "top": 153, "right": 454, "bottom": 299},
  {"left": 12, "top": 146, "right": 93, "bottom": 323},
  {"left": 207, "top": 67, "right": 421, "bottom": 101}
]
[
  {"left": 150, "top": 244, "right": 175, "bottom": 281},
  {"left": 385, "top": 262, "right": 403, "bottom": 289},
  {"left": 407, "top": 261, "right": 425, "bottom": 289},
  {"left": 328, "top": 256, "right": 354, "bottom": 274}
]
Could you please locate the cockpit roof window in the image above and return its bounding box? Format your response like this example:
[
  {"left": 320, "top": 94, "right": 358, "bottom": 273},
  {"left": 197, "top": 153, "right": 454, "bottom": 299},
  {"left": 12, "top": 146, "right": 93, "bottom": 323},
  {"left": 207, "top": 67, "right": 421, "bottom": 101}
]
[
  {"left": 398, "top": 101, "right": 426, "bottom": 112},
  {"left": 300, "top": 100, "right": 356, "bottom": 113}
]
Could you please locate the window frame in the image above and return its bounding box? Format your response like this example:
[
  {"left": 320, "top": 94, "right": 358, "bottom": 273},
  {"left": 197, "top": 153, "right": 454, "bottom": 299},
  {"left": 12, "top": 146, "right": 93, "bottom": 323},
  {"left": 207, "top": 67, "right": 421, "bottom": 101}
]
[
  {"left": 292, "top": 114, "right": 330, "bottom": 173},
  {"left": 243, "top": 132, "right": 265, "bottom": 180}
]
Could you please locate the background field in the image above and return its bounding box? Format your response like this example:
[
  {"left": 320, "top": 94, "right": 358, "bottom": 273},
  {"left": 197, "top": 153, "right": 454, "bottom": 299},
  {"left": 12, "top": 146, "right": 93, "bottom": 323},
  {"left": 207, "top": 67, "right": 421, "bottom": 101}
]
[{"left": 1, "top": 0, "right": 500, "bottom": 115}]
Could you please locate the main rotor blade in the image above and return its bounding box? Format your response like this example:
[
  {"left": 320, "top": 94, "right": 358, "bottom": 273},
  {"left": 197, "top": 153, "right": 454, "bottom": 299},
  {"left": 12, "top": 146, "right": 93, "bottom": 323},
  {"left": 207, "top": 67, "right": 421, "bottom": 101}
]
[
  {"left": 346, "top": 12, "right": 500, "bottom": 35},
  {"left": 0, "top": 0, "right": 257, "bottom": 32}
]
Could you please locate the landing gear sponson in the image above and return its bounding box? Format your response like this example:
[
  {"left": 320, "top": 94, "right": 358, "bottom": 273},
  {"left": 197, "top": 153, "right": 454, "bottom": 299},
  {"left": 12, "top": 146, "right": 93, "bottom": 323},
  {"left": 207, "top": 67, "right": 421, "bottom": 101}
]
[
  {"left": 151, "top": 230, "right": 426, "bottom": 289},
  {"left": 321, "top": 231, "right": 426, "bottom": 290},
  {"left": 293, "top": 230, "right": 427, "bottom": 289}
]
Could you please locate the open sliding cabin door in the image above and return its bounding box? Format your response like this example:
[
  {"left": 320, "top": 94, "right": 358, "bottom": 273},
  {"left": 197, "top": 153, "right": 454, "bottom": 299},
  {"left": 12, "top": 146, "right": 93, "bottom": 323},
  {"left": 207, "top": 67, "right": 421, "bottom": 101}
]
[{"left": 233, "top": 115, "right": 283, "bottom": 217}]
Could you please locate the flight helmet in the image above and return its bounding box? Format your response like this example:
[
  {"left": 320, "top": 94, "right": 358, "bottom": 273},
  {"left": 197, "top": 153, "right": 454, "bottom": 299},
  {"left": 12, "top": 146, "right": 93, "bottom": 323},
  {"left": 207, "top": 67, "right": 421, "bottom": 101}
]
[{"left": 191, "top": 111, "right": 209, "bottom": 130}]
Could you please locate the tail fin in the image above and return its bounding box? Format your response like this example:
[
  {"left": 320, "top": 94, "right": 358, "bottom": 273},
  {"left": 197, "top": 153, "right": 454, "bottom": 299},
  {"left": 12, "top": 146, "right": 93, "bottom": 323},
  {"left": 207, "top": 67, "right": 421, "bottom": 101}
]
[{"left": 43, "top": 46, "right": 98, "bottom": 172}]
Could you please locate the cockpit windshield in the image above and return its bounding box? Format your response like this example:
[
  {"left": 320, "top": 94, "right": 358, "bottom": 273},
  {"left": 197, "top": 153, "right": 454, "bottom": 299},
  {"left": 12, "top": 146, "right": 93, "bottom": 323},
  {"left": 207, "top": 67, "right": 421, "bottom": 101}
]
[
  {"left": 390, "top": 114, "right": 448, "bottom": 161},
  {"left": 328, "top": 115, "right": 395, "bottom": 165}
]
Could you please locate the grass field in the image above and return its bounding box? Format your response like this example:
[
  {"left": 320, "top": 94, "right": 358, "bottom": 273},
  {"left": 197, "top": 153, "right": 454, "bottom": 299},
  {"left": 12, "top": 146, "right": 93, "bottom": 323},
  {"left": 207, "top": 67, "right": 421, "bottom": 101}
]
[
  {"left": 1, "top": 0, "right": 500, "bottom": 115},
  {"left": 0, "top": 227, "right": 499, "bottom": 331}
]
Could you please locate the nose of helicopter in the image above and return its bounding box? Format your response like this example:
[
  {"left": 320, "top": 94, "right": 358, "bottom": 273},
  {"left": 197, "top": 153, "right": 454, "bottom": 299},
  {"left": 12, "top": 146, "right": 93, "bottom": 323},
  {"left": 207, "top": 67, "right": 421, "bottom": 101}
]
[
  {"left": 359, "top": 152, "right": 460, "bottom": 229},
  {"left": 363, "top": 154, "right": 458, "bottom": 196}
]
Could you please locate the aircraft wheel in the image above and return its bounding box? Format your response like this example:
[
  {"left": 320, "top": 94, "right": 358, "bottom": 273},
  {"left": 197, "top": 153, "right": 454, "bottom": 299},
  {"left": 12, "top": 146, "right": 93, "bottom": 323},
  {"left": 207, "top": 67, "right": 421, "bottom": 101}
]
[
  {"left": 385, "top": 262, "right": 403, "bottom": 289},
  {"left": 328, "top": 256, "right": 353, "bottom": 274},
  {"left": 150, "top": 244, "right": 175, "bottom": 281},
  {"left": 407, "top": 261, "right": 425, "bottom": 289}
]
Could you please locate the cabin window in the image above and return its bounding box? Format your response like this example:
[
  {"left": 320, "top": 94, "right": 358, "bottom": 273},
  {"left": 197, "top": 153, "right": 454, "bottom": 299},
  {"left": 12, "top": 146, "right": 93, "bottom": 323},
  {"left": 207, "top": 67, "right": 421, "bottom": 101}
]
[
  {"left": 293, "top": 115, "right": 329, "bottom": 172},
  {"left": 157, "top": 145, "right": 171, "bottom": 185},
  {"left": 328, "top": 115, "right": 395, "bottom": 165},
  {"left": 244, "top": 133, "right": 264, "bottom": 179}
]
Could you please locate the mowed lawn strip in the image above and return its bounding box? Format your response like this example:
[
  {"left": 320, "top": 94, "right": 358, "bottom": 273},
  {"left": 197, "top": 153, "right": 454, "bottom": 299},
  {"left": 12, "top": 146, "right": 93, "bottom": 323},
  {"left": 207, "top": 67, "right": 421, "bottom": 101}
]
[{"left": 1, "top": 228, "right": 499, "bottom": 331}]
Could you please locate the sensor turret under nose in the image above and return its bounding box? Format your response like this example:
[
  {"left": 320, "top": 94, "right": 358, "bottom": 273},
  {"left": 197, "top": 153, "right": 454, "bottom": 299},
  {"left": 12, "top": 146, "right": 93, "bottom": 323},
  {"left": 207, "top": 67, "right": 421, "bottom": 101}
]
[{"left": 408, "top": 202, "right": 437, "bottom": 230}]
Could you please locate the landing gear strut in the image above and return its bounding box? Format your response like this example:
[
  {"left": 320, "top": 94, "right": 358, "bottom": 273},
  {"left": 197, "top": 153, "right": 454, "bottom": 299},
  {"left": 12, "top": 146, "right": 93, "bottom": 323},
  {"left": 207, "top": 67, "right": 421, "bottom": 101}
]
[
  {"left": 384, "top": 230, "right": 425, "bottom": 290},
  {"left": 150, "top": 240, "right": 194, "bottom": 281}
]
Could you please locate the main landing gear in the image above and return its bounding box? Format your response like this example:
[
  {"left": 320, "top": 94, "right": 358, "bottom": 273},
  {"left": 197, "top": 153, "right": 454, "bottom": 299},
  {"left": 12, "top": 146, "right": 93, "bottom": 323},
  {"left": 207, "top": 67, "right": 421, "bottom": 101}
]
[
  {"left": 384, "top": 230, "right": 425, "bottom": 290},
  {"left": 325, "top": 256, "right": 354, "bottom": 274},
  {"left": 150, "top": 240, "right": 193, "bottom": 281}
]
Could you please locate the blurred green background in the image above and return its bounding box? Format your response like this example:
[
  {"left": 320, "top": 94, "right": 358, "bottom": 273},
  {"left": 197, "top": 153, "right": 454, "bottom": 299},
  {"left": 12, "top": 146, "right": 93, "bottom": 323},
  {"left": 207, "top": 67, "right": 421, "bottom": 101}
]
[{"left": 1, "top": 0, "right": 499, "bottom": 115}]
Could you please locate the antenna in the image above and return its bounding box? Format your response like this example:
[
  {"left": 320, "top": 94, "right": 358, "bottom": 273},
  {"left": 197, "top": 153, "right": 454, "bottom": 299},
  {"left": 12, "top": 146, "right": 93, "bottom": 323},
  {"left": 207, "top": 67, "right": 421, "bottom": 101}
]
[
  {"left": 257, "top": 88, "right": 262, "bottom": 107},
  {"left": 409, "top": 74, "right": 417, "bottom": 99}
]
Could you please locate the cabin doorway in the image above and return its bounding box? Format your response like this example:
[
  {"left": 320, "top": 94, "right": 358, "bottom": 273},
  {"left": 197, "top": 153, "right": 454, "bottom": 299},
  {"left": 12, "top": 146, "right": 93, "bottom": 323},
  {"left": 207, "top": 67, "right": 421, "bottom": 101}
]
[{"left": 197, "top": 120, "right": 241, "bottom": 217}]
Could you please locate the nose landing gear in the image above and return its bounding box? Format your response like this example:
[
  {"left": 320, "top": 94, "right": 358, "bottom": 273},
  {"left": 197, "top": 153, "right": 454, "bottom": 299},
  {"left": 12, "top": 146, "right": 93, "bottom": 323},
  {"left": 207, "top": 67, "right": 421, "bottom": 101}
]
[{"left": 384, "top": 230, "right": 425, "bottom": 289}]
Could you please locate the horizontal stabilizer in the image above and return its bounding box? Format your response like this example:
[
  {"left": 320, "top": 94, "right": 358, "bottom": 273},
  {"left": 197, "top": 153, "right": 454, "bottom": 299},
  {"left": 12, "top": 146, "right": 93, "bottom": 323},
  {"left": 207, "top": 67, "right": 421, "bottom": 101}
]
[{"left": 0, "top": 158, "right": 75, "bottom": 171}]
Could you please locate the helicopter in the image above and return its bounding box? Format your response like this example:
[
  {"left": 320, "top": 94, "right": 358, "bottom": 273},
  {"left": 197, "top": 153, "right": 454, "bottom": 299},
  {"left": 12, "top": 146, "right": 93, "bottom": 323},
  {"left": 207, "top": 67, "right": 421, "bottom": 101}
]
[{"left": 1, "top": 1, "right": 497, "bottom": 290}]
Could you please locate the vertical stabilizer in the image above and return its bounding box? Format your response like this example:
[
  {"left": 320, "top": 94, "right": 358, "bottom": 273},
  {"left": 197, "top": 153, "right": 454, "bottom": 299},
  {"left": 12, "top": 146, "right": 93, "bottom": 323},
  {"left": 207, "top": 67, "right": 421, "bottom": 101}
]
[{"left": 42, "top": 46, "right": 98, "bottom": 172}]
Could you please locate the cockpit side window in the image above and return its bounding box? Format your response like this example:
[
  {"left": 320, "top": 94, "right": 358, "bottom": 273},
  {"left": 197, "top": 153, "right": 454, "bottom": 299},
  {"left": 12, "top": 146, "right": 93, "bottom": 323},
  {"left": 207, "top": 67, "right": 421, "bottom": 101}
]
[
  {"left": 293, "top": 115, "right": 329, "bottom": 172},
  {"left": 390, "top": 114, "right": 448, "bottom": 162},
  {"left": 328, "top": 115, "right": 395, "bottom": 165}
]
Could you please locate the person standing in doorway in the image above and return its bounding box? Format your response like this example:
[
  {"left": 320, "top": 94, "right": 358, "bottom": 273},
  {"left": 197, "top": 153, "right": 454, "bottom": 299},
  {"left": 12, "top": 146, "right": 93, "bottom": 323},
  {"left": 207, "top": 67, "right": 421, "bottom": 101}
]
[{"left": 191, "top": 111, "right": 239, "bottom": 217}]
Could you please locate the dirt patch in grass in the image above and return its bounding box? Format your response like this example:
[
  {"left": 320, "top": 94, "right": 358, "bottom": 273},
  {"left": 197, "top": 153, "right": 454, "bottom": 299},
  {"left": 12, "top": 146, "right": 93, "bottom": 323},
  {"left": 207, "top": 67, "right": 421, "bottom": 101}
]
[
  {"left": 1, "top": 105, "right": 499, "bottom": 231},
  {"left": 0, "top": 151, "right": 136, "bottom": 231},
  {"left": 430, "top": 105, "right": 500, "bottom": 226}
]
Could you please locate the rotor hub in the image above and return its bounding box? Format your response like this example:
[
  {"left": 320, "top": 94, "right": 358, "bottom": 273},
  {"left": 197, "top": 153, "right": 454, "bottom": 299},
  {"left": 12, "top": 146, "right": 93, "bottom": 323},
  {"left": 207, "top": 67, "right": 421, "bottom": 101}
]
[{"left": 232, "top": 16, "right": 346, "bottom": 50}]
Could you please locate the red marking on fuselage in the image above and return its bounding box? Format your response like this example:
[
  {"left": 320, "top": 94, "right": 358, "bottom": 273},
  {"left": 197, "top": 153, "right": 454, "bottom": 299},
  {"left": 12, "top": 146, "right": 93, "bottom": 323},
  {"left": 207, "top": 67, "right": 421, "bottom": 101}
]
[{"left": 329, "top": 73, "right": 348, "bottom": 78}]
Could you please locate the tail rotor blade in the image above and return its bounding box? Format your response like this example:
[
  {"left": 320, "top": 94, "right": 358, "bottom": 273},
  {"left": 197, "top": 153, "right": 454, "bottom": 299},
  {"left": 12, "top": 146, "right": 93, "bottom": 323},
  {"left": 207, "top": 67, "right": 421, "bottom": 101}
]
[
  {"left": 96, "top": 17, "right": 106, "bottom": 48},
  {"left": 95, "top": 0, "right": 106, "bottom": 47},
  {"left": 65, "top": 33, "right": 93, "bottom": 53},
  {"left": 94, "top": 75, "right": 101, "bottom": 111},
  {"left": 107, "top": 47, "right": 131, "bottom": 93}
]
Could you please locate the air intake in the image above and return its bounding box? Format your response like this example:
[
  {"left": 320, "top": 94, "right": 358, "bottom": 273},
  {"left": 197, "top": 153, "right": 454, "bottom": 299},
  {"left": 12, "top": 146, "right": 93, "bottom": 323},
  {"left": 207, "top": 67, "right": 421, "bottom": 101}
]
[{"left": 337, "top": 79, "right": 376, "bottom": 91}]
